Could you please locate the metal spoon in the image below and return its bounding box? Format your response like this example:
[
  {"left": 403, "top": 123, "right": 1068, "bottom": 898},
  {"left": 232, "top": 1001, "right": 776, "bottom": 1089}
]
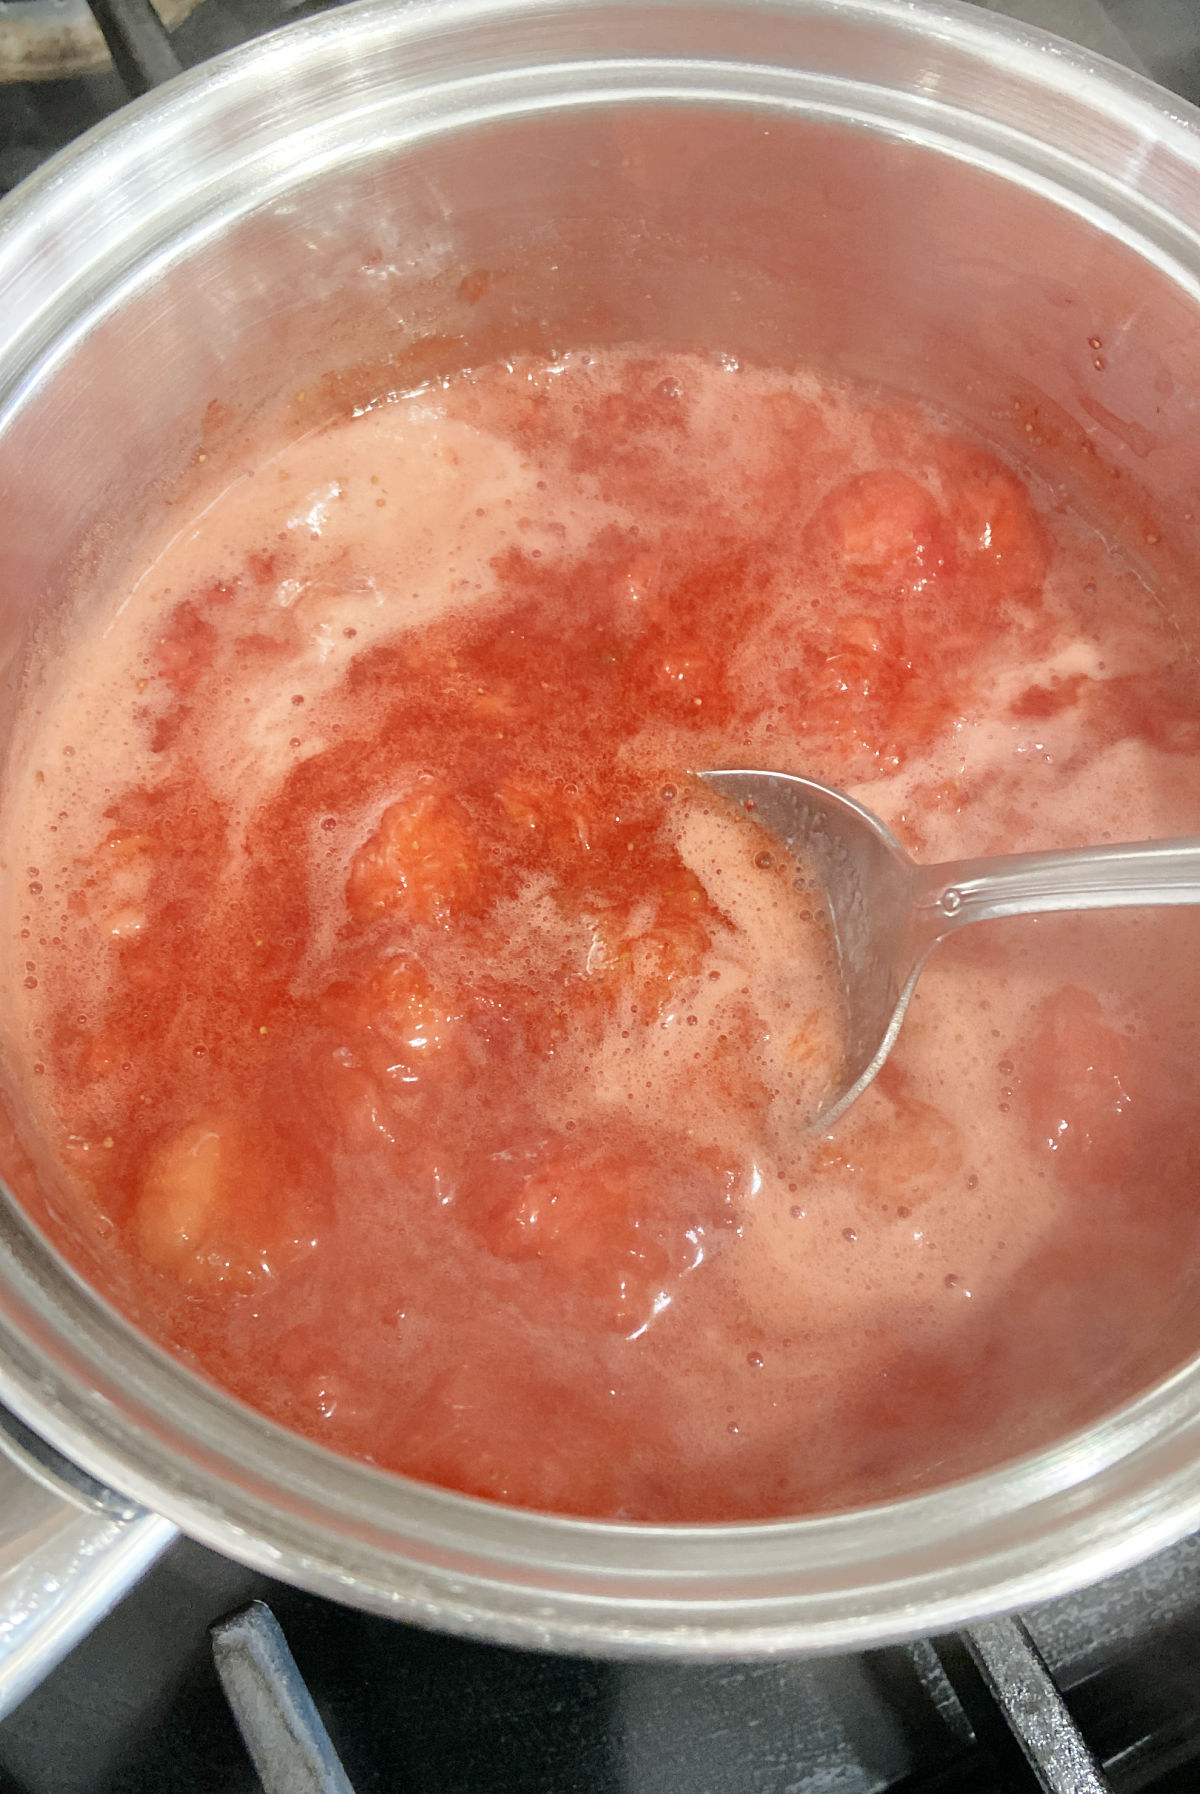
[{"left": 702, "top": 769, "right": 1200, "bottom": 1127}]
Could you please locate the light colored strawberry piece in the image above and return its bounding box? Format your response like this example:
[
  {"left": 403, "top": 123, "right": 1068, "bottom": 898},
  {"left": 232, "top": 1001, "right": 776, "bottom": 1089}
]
[
  {"left": 628, "top": 880, "right": 713, "bottom": 1009},
  {"left": 322, "top": 956, "right": 461, "bottom": 1084},
  {"left": 364, "top": 958, "right": 458, "bottom": 1054},
  {"left": 134, "top": 1115, "right": 312, "bottom": 1290},
  {"left": 346, "top": 783, "right": 480, "bottom": 924},
  {"left": 321, "top": 1063, "right": 400, "bottom": 1155},
  {"left": 78, "top": 830, "right": 158, "bottom": 940}
]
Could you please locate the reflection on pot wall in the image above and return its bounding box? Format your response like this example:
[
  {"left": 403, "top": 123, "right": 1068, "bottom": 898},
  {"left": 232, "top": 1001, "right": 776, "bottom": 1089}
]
[{"left": 6, "top": 103, "right": 1200, "bottom": 731}]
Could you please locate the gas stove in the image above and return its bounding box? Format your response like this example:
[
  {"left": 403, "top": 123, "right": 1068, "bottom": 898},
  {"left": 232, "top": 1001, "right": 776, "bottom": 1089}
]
[
  {"left": 3, "top": 0, "right": 1200, "bottom": 1790},
  {"left": 8, "top": 1511, "right": 1200, "bottom": 1792}
]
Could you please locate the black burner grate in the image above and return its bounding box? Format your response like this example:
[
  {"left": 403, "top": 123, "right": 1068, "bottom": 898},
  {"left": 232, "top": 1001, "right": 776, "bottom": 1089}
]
[
  {"left": 5, "top": 1529, "right": 1200, "bottom": 1793},
  {"left": 209, "top": 1604, "right": 1119, "bottom": 1794}
]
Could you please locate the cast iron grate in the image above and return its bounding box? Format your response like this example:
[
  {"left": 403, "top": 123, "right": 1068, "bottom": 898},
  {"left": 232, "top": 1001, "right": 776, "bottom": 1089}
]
[{"left": 210, "top": 1599, "right": 1127, "bottom": 1794}]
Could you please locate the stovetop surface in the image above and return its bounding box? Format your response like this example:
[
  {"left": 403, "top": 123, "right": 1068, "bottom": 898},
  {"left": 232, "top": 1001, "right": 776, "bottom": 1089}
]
[
  {"left": 4, "top": 0, "right": 1200, "bottom": 1790},
  {"left": 4, "top": 1523, "right": 1200, "bottom": 1792}
]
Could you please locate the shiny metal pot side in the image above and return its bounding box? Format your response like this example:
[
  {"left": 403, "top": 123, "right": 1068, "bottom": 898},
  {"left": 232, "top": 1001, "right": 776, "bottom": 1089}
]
[{"left": 1, "top": 0, "right": 1200, "bottom": 1657}]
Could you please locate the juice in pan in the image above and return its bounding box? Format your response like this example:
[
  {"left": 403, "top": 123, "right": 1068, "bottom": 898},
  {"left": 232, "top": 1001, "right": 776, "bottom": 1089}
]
[{"left": 6, "top": 350, "right": 1200, "bottom": 1519}]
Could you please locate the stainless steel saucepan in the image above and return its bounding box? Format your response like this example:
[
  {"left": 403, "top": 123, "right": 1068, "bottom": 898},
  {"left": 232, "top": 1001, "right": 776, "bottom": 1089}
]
[{"left": 2, "top": 0, "right": 1200, "bottom": 1672}]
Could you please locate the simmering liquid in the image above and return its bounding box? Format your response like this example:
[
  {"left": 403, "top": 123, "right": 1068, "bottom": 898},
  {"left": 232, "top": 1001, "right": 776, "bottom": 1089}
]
[{"left": 5, "top": 349, "right": 1200, "bottom": 1520}]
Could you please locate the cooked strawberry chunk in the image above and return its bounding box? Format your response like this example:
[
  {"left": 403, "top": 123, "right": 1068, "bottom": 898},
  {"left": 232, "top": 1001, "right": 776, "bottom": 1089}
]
[
  {"left": 346, "top": 782, "right": 480, "bottom": 924},
  {"left": 481, "top": 1144, "right": 670, "bottom": 1331},
  {"left": 366, "top": 958, "right": 457, "bottom": 1051},
  {"left": 813, "top": 1067, "right": 963, "bottom": 1206},
  {"left": 939, "top": 439, "right": 1050, "bottom": 604},
  {"left": 627, "top": 877, "right": 715, "bottom": 1009},
  {"left": 134, "top": 1115, "right": 314, "bottom": 1290},
  {"left": 803, "top": 470, "right": 953, "bottom": 591},
  {"left": 320, "top": 956, "right": 463, "bottom": 1095},
  {"left": 472, "top": 1137, "right": 732, "bottom": 1333},
  {"left": 498, "top": 777, "right": 599, "bottom": 854},
  {"left": 587, "top": 868, "right": 716, "bottom": 1015},
  {"left": 327, "top": 956, "right": 458, "bottom": 1052}
]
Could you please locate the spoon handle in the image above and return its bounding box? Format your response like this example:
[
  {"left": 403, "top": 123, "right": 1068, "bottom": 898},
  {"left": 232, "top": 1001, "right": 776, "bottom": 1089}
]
[{"left": 917, "top": 837, "right": 1200, "bottom": 933}]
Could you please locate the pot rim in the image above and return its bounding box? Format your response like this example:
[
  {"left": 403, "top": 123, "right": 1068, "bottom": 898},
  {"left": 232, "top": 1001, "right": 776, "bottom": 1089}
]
[{"left": 3, "top": 0, "right": 1200, "bottom": 1656}]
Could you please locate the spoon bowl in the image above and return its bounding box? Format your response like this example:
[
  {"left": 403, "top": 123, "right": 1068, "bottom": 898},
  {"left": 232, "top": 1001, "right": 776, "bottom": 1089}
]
[{"left": 702, "top": 769, "right": 1200, "bottom": 1126}]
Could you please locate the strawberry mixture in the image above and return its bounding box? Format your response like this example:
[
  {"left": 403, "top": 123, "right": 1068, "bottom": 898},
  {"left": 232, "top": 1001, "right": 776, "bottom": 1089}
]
[{"left": 5, "top": 349, "right": 1200, "bottom": 1521}]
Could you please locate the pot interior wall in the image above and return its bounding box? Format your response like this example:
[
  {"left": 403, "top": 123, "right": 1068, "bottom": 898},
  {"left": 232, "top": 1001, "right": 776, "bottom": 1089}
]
[{"left": 5, "top": 103, "right": 1200, "bottom": 709}]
